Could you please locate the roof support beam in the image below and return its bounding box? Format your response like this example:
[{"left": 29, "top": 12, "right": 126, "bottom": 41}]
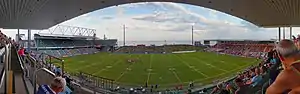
[
  {"left": 290, "top": 26, "right": 292, "bottom": 39},
  {"left": 278, "top": 27, "right": 281, "bottom": 41}
]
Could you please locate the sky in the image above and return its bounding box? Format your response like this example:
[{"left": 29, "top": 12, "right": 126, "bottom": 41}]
[{"left": 1, "top": 2, "right": 298, "bottom": 41}]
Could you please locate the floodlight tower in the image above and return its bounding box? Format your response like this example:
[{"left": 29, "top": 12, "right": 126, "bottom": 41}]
[
  {"left": 191, "top": 23, "right": 195, "bottom": 46},
  {"left": 192, "top": 25, "right": 194, "bottom": 45},
  {"left": 123, "top": 25, "right": 126, "bottom": 46}
]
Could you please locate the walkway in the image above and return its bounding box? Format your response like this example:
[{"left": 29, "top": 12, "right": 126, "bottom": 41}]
[{"left": 11, "top": 47, "right": 27, "bottom": 94}]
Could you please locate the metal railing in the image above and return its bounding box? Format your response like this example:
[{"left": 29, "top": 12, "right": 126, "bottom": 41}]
[
  {"left": 0, "top": 47, "right": 6, "bottom": 89},
  {"left": 26, "top": 55, "right": 57, "bottom": 94},
  {"left": 15, "top": 46, "right": 31, "bottom": 94},
  {"left": 36, "top": 52, "right": 64, "bottom": 75},
  {"left": 33, "top": 68, "right": 56, "bottom": 94},
  {"left": 3, "top": 44, "right": 11, "bottom": 94}
]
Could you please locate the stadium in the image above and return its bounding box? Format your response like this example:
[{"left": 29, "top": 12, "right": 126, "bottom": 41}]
[
  {"left": 18, "top": 25, "right": 274, "bottom": 94},
  {"left": 0, "top": 0, "right": 300, "bottom": 94}
]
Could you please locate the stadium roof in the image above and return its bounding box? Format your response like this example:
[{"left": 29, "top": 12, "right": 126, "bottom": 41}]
[
  {"left": 35, "top": 33, "right": 96, "bottom": 39},
  {"left": 203, "top": 39, "right": 276, "bottom": 42},
  {"left": 0, "top": 0, "right": 299, "bottom": 29}
]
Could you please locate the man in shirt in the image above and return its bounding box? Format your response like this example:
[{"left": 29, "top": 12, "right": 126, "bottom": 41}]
[
  {"left": 37, "top": 77, "right": 66, "bottom": 94},
  {"left": 266, "top": 39, "right": 300, "bottom": 94}
]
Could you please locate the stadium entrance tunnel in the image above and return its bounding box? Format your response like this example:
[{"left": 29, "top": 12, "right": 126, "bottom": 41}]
[{"left": 1, "top": 0, "right": 295, "bottom": 29}]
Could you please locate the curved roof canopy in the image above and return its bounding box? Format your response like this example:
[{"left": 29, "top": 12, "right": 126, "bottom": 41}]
[{"left": 0, "top": 0, "right": 299, "bottom": 29}]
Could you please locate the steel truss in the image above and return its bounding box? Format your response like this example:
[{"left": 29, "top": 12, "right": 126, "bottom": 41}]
[{"left": 38, "top": 25, "right": 96, "bottom": 36}]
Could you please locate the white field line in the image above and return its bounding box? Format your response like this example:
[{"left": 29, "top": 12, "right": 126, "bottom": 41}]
[
  {"left": 115, "top": 65, "right": 134, "bottom": 82},
  {"left": 146, "top": 54, "right": 153, "bottom": 83},
  {"left": 115, "top": 54, "right": 139, "bottom": 82},
  {"left": 162, "top": 61, "right": 257, "bottom": 86},
  {"left": 74, "top": 62, "right": 100, "bottom": 71},
  {"left": 217, "top": 59, "right": 239, "bottom": 67},
  {"left": 115, "top": 71, "right": 128, "bottom": 81},
  {"left": 171, "top": 71, "right": 182, "bottom": 83},
  {"left": 92, "top": 59, "right": 123, "bottom": 75},
  {"left": 73, "top": 55, "right": 108, "bottom": 71},
  {"left": 192, "top": 57, "right": 228, "bottom": 72},
  {"left": 174, "top": 55, "right": 209, "bottom": 78},
  {"left": 193, "top": 61, "right": 256, "bottom": 82}
]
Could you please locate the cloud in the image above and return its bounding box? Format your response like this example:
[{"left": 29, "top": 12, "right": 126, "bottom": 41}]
[
  {"left": 3, "top": 2, "right": 295, "bottom": 43},
  {"left": 58, "top": 2, "right": 281, "bottom": 41},
  {"left": 101, "top": 16, "right": 114, "bottom": 20}
]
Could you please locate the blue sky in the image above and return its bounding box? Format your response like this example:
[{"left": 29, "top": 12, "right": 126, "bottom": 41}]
[{"left": 1, "top": 2, "right": 297, "bottom": 41}]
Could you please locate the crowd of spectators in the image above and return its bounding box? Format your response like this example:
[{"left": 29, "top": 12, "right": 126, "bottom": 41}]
[
  {"left": 0, "top": 30, "right": 16, "bottom": 47},
  {"left": 38, "top": 48, "right": 99, "bottom": 58},
  {"left": 35, "top": 39, "right": 93, "bottom": 48},
  {"left": 30, "top": 53, "right": 74, "bottom": 94},
  {"left": 203, "top": 38, "right": 300, "bottom": 94},
  {"left": 209, "top": 41, "right": 274, "bottom": 58},
  {"left": 115, "top": 45, "right": 203, "bottom": 54}
]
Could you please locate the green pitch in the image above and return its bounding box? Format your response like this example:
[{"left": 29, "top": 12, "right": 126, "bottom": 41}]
[{"left": 59, "top": 52, "right": 258, "bottom": 88}]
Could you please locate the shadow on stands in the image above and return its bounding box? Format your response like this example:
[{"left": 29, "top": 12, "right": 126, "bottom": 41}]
[{"left": 25, "top": 53, "right": 108, "bottom": 94}]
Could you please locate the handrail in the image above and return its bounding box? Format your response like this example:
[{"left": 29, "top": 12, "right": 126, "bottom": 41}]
[
  {"left": 15, "top": 47, "right": 25, "bottom": 72},
  {"left": 33, "top": 68, "right": 55, "bottom": 94},
  {"left": 15, "top": 47, "right": 30, "bottom": 94},
  {"left": 37, "top": 52, "right": 63, "bottom": 62},
  {"left": 36, "top": 52, "right": 65, "bottom": 76},
  {"left": 0, "top": 67, "right": 5, "bottom": 89},
  {"left": 0, "top": 47, "right": 6, "bottom": 89},
  {"left": 4, "top": 44, "right": 11, "bottom": 94}
]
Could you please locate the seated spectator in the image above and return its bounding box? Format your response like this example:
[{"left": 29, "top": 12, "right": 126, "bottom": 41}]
[
  {"left": 37, "top": 77, "right": 66, "bottom": 94},
  {"left": 266, "top": 39, "right": 300, "bottom": 94},
  {"left": 225, "top": 82, "right": 235, "bottom": 94},
  {"left": 235, "top": 78, "right": 250, "bottom": 94},
  {"left": 211, "top": 84, "right": 230, "bottom": 94},
  {"left": 246, "top": 67, "right": 263, "bottom": 87},
  {"left": 55, "top": 67, "right": 62, "bottom": 76}
]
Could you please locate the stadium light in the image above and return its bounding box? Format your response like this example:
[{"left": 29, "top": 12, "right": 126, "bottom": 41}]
[
  {"left": 123, "top": 25, "right": 126, "bottom": 46},
  {"left": 191, "top": 24, "right": 194, "bottom": 45}
]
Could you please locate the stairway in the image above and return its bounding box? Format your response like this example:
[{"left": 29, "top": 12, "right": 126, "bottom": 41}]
[{"left": 10, "top": 47, "right": 28, "bottom": 94}]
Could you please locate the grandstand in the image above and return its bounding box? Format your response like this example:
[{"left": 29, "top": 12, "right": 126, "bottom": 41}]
[
  {"left": 31, "top": 26, "right": 117, "bottom": 58},
  {"left": 115, "top": 44, "right": 203, "bottom": 54},
  {"left": 206, "top": 40, "right": 275, "bottom": 58}
]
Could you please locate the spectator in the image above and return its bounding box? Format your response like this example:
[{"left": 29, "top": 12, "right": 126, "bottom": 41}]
[
  {"left": 246, "top": 67, "right": 263, "bottom": 87},
  {"left": 55, "top": 67, "right": 62, "bottom": 76},
  {"left": 37, "top": 77, "right": 66, "bottom": 94},
  {"left": 266, "top": 39, "right": 300, "bottom": 94},
  {"left": 235, "top": 78, "right": 250, "bottom": 94},
  {"left": 18, "top": 47, "right": 25, "bottom": 59},
  {"left": 211, "top": 84, "right": 230, "bottom": 94},
  {"left": 225, "top": 82, "right": 235, "bottom": 94}
]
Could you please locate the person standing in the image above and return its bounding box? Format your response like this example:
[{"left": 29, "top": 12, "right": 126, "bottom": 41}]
[{"left": 18, "top": 47, "right": 25, "bottom": 61}]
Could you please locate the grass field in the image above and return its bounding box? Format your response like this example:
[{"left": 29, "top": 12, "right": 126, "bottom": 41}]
[{"left": 57, "top": 52, "right": 259, "bottom": 88}]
